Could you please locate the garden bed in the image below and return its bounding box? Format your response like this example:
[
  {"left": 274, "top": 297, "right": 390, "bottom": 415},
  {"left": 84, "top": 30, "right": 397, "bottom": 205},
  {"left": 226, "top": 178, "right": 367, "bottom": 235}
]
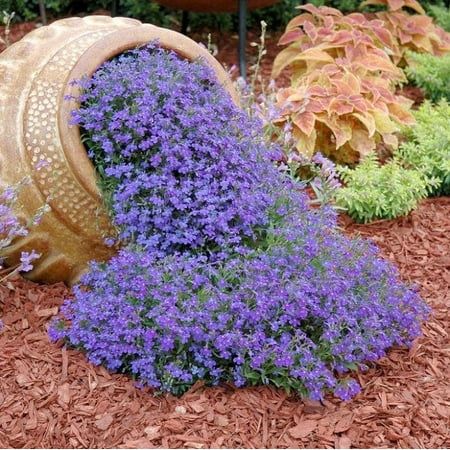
[
  {"left": 1, "top": 11, "right": 449, "bottom": 449},
  {"left": 1, "top": 197, "right": 448, "bottom": 449}
]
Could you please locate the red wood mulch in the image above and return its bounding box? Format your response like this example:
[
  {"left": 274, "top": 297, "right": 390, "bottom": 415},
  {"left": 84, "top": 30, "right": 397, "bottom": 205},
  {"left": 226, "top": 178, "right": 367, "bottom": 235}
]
[
  {"left": 0, "top": 20, "right": 448, "bottom": 449},
  {"left": 1, "top": 197, "right": 449, "bottom": 449}
]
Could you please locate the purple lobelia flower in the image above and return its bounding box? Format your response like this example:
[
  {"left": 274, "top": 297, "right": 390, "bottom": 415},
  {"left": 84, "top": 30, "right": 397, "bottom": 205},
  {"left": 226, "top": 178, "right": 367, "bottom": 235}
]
[
  {"left": 51, "top": 43, "right": 430, "bottom": 401},
  {"left": 71, "top": 43, "right": 283, "bottom": 259},
  {"left": 50, "top": 184, "right": 429, "bottom": 399}
]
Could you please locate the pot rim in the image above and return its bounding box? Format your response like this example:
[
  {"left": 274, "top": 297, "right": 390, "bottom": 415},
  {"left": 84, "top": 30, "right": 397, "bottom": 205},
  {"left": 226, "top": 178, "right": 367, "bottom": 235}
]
[{"left": 58, "top": 21, "right": 239, "bottom": 201}]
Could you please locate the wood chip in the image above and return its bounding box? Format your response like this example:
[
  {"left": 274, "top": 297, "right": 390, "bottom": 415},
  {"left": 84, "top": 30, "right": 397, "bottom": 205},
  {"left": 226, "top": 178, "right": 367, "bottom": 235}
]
[
  {"left": 335, "top": 435, "right": 352, "bottom": 448},
  {"left": 95, "top": 413, "right": 114, "bottom": 431},
  {"left": 288, "top": 419, "right": 317, "bottom": 439},
  {"left": 57, "top": 383, "right": 71, "bottom": 405}
]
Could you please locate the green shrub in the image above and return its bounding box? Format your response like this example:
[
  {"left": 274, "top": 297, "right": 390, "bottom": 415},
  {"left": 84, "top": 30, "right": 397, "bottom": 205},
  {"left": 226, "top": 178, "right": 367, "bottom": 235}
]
[
  {"left": 184, "top": 0, "right": 299, "bottom": 32},
  {"left": 0, "top": 0, "right": 70, "bottom": 20},
  {"left": 247, "top": 0, "right": 299, "bottom": 28},
  {"left": 396, "top": 100, "right": 450, "bottom": 195},
  {"left": 0, "top": 0, "right": 299, "bottom": 30},
  {"left": 113, "top": 0, "right": 170, "bottom": 25},
  {"left": 405, "top": 51, "right": 450, "bottom": 102},
  {"left": 426, "top": 2, "right": 450, "bottom": 31},
  {"left": 310, "top": 0, "right": 361, "bottom": 12},
  {"left": 335, "top": 154, "right": 432, "bottom": 223}
]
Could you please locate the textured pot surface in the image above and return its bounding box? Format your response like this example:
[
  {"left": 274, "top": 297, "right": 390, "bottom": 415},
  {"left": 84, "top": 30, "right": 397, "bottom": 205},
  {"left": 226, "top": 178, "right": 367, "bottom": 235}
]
[
  {"left": 0, "top": 16, "right": 238, "bottom": 285},
  {"left": 154, "top": 0, "right": 280, "bottom": 12}
]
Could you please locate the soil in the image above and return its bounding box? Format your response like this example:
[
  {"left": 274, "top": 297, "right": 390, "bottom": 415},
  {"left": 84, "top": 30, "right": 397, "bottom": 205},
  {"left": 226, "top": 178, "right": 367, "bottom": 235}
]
[
  {"left": 0, "top": 21, "right": 35, "bottom": 52},
  {"left": 397, "top": 85, "right": 426, "bottom": 109},
  {"left": 1, "top": 196, "right": 449, "bottom": 449}
]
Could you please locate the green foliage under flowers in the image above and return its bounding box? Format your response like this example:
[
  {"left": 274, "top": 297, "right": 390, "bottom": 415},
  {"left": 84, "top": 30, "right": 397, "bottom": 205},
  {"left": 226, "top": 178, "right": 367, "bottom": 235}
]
[
  {"left": 405, "top": 51, "right": 450, "bottom": 102},
  {"left": 335, "top": 154, "right": 432, "bottom": 223},
  {"left": 426, "top": 2, "right": 450, "bottom": 31},
  {"left": 395, "top": 100, "right": 450, "bottom": 196}
]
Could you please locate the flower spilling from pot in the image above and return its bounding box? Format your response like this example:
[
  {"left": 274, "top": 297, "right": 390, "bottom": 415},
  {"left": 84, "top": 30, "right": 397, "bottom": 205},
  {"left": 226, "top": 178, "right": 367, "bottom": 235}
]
[
  {"left": 0, "top": 178, "right": 50, "bottom": 282},
  {"left": 50, "top": 43, "right": 429, "bottom": 400}
]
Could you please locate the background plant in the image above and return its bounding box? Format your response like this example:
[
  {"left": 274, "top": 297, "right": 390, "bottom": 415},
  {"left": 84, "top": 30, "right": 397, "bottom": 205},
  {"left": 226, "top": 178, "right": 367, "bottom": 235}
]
[
  {"left": 405, "top": 51, "right": 450, "bottom": 101},
  {"left": 360, "top": 0, "right": 450, "bottom": 64},
  {"left": 0, "top": 0, "right": 301, "bottom": 31},
  {"left": 335, "top": 153, "right": 433, "bottom": 222},
  {"left": 272, "top": 4, "right": 413, "bottom": 163},
  {"left": 395, "top": 100, "right": 450, "bottom": 195},
  {"left": 0, "top": 0, "right": 69, "bottom": 21},
  {"left": 426, "top": 1, "right": 450, "bottom": 31}
]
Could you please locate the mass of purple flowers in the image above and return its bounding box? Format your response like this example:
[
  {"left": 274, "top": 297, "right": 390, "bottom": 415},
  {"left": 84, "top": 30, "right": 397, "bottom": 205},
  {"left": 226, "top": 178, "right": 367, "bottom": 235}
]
[
  {"left": 71, "top": 44, "right": 279, "bottom": 257},
  {"left": 50, "top": 44, "right": 429, "bottom": 400},
  {"left": 50, "top": 185, "right": 428, "bottom": 400}
]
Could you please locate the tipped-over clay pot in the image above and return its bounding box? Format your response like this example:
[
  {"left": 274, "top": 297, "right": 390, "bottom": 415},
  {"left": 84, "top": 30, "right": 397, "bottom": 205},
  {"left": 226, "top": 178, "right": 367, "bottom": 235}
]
[{"left": 0, "top": 16, "right": 238, "bottom": 285}]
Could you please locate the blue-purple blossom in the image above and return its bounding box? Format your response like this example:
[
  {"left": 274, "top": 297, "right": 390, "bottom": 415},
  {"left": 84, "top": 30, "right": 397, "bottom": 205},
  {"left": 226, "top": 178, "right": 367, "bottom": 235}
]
[
  {"left": 51, "top": 44, "right": 430, "bottom": 401},
  {"left": 1, "top": 183, "right": 41, "bottom": 274},
  {"left": 71, "top": 43, "right": 282, "bottom": 258},
  {"left": 19, "top": 250, "right": 40, "bottom": 273},
  {"left": 50, "top": 185, "right": 429, "bottom": 399}
]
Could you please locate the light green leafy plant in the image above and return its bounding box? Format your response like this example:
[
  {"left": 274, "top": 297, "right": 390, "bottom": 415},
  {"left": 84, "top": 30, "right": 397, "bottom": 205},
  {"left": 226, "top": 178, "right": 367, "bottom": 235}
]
[
  {"left": 335, "top": 153, "right": 433, "bottom": 223},
  {"left": 395, "top": 100, "right": 450, "bottom": 195},
  {"left": 404, "top": 51, "right": 450, "bottom": 102},
  {"left": 427, "top": 3, "right": 450, "bottom": 32}
]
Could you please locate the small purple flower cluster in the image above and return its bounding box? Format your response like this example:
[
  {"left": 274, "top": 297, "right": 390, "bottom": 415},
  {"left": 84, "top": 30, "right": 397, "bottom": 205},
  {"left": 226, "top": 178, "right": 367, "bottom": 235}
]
[
  {"left": 51, "top": 44, "right": 429, "bottom": 400},
  {"left": 0, "top": 182, "right": 41, "bottom": 274},
  {"left": 71, "top": 44, "right": 280, "bottom": 256},
  {"left": 0, "top": 186, "right": 28, "bottom": 250},
  {"left": 50, "top": 185, "right": 428, "bottom": 400}
]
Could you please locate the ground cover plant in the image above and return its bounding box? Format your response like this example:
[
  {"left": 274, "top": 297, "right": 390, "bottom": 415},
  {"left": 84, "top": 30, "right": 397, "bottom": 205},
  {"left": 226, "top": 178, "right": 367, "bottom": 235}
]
[
  {"left": 330, "top": 100, "right": 449, "bottom": 222},
  {"left": 50, "top": 43, "right": 429, "bottom": 401},
  {"left": 405, "top": 51, "right": 450, "bottom": 101},
  {"left": 395, "top": 100, "right": 450, "bottom": 195},
  {"left": 334, "top": 153, "right": 431, "bottom": 222}
]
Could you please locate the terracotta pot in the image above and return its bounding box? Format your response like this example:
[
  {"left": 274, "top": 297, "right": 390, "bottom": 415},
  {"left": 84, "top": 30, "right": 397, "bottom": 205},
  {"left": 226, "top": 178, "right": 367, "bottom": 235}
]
[
  {"left": 0, "top": 16, "right": 238, "bottom": 285},
  {"left": 153, "top": 0, "right": 280, "bottom": 13}
]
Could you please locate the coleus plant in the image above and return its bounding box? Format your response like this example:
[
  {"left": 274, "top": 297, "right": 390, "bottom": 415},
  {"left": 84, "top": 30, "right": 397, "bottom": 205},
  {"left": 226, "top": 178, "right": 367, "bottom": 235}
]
[
  {"left": 272, "top": 4, "right": 414, "bottom": 163},
  {"left": 360, "top": 0, "right": 450, "bottom": 64},
  {"left": 273, "top": 5, "right": 402, "bottom": 81},
  {"left": 274, "top": 66, "right": 413, "bottom": 163}
]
